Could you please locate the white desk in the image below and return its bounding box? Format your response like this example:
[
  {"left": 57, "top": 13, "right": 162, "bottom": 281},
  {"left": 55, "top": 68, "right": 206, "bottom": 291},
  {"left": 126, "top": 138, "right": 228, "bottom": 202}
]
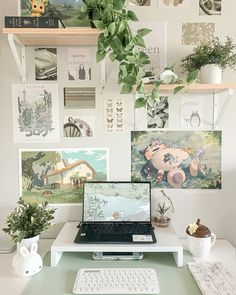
[
  {"left": 0, "top": 235, "right": 235, "bottom": 295},
  {"left": 50, "top": 222, "right": 183, "bottom": 267}
]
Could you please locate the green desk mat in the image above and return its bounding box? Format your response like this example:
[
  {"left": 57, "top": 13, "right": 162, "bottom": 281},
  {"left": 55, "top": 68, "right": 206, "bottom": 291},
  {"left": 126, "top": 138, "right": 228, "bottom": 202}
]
[{"left": 22, "top": 251, "right": 201, "bottom": 295}]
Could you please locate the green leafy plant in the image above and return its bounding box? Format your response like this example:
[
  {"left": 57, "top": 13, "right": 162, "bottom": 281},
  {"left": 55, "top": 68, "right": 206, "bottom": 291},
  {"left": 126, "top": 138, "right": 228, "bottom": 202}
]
[
  {"left": 79, "top": 0, "right": 152, "bottom": 94},
  {"left": 79, "top": 1, "right": 199, "bottom": 106},
  {"left": 157, "top": 202, "right": 170, "bottom": 216},
  {"left": 181, "top": 36, "right": 236, "bottom": 74},
  {"left": 2, "top": 197, "right": 56, "bottom": 243}
]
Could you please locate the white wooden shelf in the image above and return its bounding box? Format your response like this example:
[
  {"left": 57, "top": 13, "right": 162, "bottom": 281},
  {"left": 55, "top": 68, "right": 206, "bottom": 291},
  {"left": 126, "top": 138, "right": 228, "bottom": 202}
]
[
  {"left": 142, "top": 83, "right": 236, "bottom": 95},
  {"left": 138, "top": 83, "right": 236, "bottom": 129},
  {"left": 2, "top": 28, "right": 100, "bottom": 46},
  {"left": 50, "top": 222, "right": 183, "bottom": 268},
  {"left": 2, "top": 27, "right": 105, "bottom": 83}
]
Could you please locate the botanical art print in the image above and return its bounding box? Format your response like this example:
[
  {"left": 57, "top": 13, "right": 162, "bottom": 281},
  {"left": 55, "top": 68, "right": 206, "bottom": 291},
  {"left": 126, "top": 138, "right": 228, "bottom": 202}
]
[
  {"left": 19, "top": 149, "right": 109, "bottom": 204},
  {"left": 131, "top": 131, "right": 221, "bottom": 189},
  {"left": 12, "top": 84, "right": 59, "bottom": 142}
]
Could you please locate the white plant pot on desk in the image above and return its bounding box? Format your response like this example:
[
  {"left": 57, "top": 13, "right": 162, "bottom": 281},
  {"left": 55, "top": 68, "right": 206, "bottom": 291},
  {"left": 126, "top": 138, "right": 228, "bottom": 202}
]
[{"left": 200, "top": 64, "right": 222, "bottom": 84}]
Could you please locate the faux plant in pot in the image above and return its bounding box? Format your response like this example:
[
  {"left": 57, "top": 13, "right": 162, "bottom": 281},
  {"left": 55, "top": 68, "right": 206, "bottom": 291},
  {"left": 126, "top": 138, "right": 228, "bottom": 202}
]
[
  {"left": 3, "top": 197, "right": 56, "bottom": 277},
  {"left": 181, "top": 36, "right": 236, "bottom": 84},
  {"left": 3, "top": 197, "right": 56, "bottom": 249}
]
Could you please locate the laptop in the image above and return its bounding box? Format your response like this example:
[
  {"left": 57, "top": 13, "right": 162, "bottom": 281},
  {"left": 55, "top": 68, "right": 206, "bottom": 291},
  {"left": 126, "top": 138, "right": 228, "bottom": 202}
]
[{"left": 74, "top": 181, "right": 157, "bottom": 244}]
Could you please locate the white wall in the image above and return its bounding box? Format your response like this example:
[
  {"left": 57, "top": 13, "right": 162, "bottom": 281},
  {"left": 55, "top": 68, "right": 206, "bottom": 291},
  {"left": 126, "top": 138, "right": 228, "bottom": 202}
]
[{"left": 1, "top": 0, "right": 236, "bottom": 246}]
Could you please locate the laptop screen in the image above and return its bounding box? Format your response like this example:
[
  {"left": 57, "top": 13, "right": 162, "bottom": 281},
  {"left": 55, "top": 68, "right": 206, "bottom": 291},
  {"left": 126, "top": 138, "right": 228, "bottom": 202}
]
[{"left": 83, "top": 182, "right": 151, "bottom": 222}]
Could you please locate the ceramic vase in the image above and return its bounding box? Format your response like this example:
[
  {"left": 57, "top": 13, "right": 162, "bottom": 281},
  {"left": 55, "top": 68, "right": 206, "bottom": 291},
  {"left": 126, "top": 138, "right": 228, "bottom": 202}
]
[
  {"left": 187, "top": 233, "right": 216, "bottom": 258},
  {"left": 200, "top": 64, "right": 222, "bottom": 84}
]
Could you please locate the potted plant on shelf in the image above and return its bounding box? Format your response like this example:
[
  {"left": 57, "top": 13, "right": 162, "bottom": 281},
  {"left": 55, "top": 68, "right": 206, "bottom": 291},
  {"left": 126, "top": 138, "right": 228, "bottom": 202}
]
[
  {"left": 3, "top": 197, "right": 56, "bottom": 248},
  {"left": 181, "top": 36, "right": 236, "bottom": 84}
]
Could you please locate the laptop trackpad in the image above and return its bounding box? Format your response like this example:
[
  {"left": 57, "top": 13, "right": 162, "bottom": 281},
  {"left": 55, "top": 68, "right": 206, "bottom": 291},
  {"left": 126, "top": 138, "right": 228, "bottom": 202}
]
[{"left": 100, "top": 234, "right": 132, "bottom": 242}]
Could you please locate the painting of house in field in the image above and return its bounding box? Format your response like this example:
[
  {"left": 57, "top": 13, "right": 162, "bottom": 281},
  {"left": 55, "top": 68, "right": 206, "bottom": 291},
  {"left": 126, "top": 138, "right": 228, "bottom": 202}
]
[
  {"left": 19, "top": 148, "right": 109, "bottom": 204},
  {"left": 131, "top": 131, "right": 222, "bottom": 189}
]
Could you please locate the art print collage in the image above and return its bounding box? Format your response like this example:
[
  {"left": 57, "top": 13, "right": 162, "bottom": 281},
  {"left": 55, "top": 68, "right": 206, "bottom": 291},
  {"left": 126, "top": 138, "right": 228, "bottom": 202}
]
[{"left": 15, "top": 0, "right": 222, "bottom": 205}]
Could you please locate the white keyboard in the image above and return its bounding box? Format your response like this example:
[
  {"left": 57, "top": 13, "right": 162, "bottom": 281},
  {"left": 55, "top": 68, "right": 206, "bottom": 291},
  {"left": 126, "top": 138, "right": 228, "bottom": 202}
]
[{"left": 73, "top": 268, "right": 160, "bottom": 294}]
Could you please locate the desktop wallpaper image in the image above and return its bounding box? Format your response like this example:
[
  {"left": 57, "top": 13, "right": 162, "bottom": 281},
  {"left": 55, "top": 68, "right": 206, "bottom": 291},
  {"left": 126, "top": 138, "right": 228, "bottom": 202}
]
[{"left": 83, "top": 183, "right": 151, "bottom": 222}]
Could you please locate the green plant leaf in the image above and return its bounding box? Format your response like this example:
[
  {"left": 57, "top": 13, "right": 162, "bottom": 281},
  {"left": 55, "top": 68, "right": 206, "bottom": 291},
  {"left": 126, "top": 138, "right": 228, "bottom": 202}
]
[
  {"left": 96, "top": 50, "right": 106, "bottom": 62},
  {"left": 93, "top": 20, "right": 105, "bottom": 30},
  {"left": 173, "top": 85, "right": 185, "bottom": 95},
  {"left": 109, "top": 52, "right": 117, "bottom": 62},
  {"left": 134, "top": 35, "right": 145, "bottom": 48},
  {"left": 127, "top": 10, "right": 139, "bottom": 21},
  {"left": 135, "top": 97, "right": 146, "bottom": 108},
  {"left": 121, "top": 83, "right": 133, "bottom": 94},
  {"left": 186, "top": 69, "right": 199, "bottom": 84},
  {"left": 137, "top": 28, "right": 152, "bottom": 37},
  {"left": 80, "top": 4, "right": 87, "bottom": 13},
  {"left": 108, "top": 22, "right": 116, "bottom": 35},
  {"left": 118, "top": 20, "right": 126, "bottom": 34}
]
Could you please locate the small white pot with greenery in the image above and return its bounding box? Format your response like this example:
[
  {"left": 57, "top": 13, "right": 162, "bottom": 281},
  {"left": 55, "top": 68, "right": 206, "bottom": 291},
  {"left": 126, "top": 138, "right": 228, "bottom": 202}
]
[
  {"left": 3, "top": 197, "right": 56, "bottom": 251},
  {"left": 181, "top": 36, "right": 236, "bottom": 84}
]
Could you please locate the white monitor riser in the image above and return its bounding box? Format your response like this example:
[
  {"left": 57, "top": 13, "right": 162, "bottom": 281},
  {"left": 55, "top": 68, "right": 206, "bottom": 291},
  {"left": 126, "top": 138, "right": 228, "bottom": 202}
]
[{"left": 50, "top": 222, "right": 183, "bottom": 267}]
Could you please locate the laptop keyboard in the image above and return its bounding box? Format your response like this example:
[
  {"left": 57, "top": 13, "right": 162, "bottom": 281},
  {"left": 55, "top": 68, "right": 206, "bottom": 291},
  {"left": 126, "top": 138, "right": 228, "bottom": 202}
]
[{"left": 81, "top": 223, "right": 153, "bottom": 235}]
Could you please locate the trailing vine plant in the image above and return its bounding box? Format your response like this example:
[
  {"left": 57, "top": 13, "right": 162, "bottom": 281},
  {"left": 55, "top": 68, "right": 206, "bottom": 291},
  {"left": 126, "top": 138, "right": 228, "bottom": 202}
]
[{"left": 79, "top": 0, "right": 199, "bottom": 108}]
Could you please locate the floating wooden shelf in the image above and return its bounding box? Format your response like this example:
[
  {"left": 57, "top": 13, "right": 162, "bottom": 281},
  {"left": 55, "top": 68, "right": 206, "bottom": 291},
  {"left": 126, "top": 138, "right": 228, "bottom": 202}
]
[
  {"left": 142, "top": 83, "right": 236, "bottom": 94},
  {"left": 2, "top": 28, "right": 100, "bottom": 46}
]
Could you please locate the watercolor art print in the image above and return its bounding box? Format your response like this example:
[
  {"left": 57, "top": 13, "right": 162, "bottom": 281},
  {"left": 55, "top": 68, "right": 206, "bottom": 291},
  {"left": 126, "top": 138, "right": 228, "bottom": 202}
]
[
  {"left": 199, "top": 0, "right": 221, "bottom": 15},
  {"left": 181, "top": 96, "right": 204, "bottom": 129},
  {"left": 104, "top": 98, "right": 124, "bottom": 132},
  {"left": 12, "top": 84, "right": 59, "bottom": 142},
  {"left": 129, "top": 0, "right": 151, "bottom": 6},
  {"left": 63, "top": 115, "right": 94, "bottom": 137},
  {"left": 132, "top": 22, "right": 167, "bottom": 76},
  {"left": 68, "top": 48, "right": 91, "bottom": 81},
  {"left": 131, "top": 131, "right": 222, "bottom": 189},
  {"left": 35, "top": 48, "right": 57, "bottom": 81},
  {"left": 19, "top": 148, "right": 109, "bottom": 204},
  {"left": 19, "top": 0, "right": 89, "bottom": 27},
  {"left": 158, "top": 0, "right": 190, "bottom": 8}
]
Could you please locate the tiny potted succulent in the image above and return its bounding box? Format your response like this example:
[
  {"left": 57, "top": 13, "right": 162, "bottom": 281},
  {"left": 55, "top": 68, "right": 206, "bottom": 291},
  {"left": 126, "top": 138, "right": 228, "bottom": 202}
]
[
  {"left": 181, "top": 36, "right": 236, "bottom": 84},
  {"left": 3, "top": 197, "right": 56, "bottom": 247}
]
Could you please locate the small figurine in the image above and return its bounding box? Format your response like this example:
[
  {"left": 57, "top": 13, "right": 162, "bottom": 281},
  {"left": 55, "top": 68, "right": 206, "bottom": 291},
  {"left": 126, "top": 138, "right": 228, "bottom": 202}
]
[{"left": 29, "top": 0, "right": 48, "bottom": 17}]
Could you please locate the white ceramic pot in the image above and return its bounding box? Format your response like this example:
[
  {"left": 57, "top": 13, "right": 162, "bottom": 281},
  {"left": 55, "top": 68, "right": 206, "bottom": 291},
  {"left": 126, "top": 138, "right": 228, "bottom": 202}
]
[
  {"left": 187, "top": 233, "right": 216, "bottom": 258},
  {"left": 200, "top": 64, "right": 222, "bottom": 84}
]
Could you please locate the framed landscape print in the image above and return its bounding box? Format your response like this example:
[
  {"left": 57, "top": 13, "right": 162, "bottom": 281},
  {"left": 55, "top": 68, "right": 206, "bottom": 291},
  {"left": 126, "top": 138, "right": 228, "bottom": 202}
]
[
  {"left": 131, "top": 131, "right": 222, "bottom": 189},
  {"left": 19, "top": 148, "right": 109, "bottom": 204}
]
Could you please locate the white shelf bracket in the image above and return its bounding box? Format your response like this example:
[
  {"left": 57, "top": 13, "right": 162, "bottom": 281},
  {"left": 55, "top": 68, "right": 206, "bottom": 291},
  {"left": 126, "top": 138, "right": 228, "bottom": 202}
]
[
  {"left": 213, "top": 89, "right": 235, "bottom": 129},
  {"left": 101, "top": 58, "right": 106, "bottom": 85},
  {"left": 8, "top": 34, "right": 26, "bottom": 83}
]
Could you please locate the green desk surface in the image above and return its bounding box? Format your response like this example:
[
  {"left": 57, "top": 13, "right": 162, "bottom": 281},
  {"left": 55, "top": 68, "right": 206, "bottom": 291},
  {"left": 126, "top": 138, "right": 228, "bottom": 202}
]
[{"left": 22, "top": 251, "right": 201, "bottom": 295}]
